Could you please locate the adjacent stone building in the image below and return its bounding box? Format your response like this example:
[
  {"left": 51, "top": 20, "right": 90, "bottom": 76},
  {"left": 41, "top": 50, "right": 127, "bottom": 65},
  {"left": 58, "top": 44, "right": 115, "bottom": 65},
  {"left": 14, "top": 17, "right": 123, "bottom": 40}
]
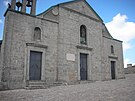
[
  {"left": 0, "top": 0, "right": 125, "bottom": 90},
  {"left": 125, "top": 64, "right": 135, "bottom": 74}
]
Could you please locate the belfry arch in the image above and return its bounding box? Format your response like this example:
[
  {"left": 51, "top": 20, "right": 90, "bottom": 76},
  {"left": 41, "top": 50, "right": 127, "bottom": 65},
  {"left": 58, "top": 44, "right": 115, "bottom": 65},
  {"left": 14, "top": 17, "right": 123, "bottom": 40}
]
[{"left": 10, "top": 0, "right": 37, "bottom": 15}]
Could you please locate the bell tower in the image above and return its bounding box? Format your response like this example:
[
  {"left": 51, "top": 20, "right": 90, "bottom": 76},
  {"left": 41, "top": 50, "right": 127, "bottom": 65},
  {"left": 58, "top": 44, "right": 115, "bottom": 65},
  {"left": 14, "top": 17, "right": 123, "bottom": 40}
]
[
  {"left": 11, "top": 0, "right": 16, "bottom": 10},
  {"left": 10, "top": 0, "right": 37, "bottom": 15},
  {"left": 1, "top": 0, "right": 38, "bottom": 90}
]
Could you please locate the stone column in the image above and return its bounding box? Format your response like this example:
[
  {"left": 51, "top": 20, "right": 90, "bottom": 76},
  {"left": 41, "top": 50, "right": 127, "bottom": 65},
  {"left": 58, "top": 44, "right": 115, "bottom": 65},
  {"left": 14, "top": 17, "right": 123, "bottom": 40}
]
[
  {"left": 21, "top": 0, "right": 27, "bottom": 13},
  {"left": 30, "top": 0, "right": 37, "bottom": 15},
  {"left": 11, "top": 0, "right": 16, "bottom": 10}
]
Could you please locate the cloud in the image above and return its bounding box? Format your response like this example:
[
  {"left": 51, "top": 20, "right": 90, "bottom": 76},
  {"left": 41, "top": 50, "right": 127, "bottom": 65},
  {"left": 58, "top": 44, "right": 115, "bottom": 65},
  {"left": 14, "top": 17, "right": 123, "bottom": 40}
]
[
  {"left": 123, "top": 42, "right": 132, "bottom": 52},
  {"left": 3, "top": 0, "right": 11, "bottom": 7},
  {"left": 105, "top": 13, "right": 135, "bottom": 51},
  {"left": 124, "top": 58, "right": 130, "bottom": 68}
]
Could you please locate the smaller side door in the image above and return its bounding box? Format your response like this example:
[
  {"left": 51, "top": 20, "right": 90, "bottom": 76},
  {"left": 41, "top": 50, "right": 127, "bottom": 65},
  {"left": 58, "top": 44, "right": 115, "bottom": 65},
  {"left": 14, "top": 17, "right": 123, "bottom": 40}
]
[{"left": 111, "top": 61, "right": 115, "bottom": 79}]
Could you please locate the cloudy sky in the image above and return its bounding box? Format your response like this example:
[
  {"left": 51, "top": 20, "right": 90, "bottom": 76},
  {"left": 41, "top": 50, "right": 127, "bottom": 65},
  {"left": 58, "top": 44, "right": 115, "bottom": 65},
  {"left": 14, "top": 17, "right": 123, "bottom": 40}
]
[{"left": 0, "top": 0, "right": 135, "bottom": 67}]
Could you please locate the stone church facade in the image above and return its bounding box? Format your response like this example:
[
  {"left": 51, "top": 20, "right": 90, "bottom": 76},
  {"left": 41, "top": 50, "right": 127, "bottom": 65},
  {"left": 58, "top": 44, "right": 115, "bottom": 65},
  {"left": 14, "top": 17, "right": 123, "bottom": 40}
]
[{"left": 0, "top": 0, "right": 125, "bottom": 90}]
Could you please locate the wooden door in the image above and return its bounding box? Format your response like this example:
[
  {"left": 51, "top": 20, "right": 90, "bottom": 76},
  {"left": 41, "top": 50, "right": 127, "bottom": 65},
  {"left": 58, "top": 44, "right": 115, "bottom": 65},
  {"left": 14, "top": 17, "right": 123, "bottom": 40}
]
[
  {"left": 111, "top": 61, "right": 115, "bottom": 79},
  {"left": 29, "top": 51, "right": 42, "bottom": 80},
  {"left": 80, "top": 53, "right": 87, "bottom": 80}
]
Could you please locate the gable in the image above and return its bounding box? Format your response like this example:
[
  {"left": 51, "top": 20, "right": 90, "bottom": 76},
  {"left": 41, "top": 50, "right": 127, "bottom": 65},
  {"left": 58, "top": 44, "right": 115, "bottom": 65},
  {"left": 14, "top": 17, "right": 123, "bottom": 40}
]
[
  {"left": 60, "top": 0, "right": 103, "bottom": 22},
  {"left": 43, "top": 7, "right": 59, "bottom": 21},
  {"left": 37, "top": 6, "right": 59, "bottom": 22},
  {"left": 102, "top": 24, "right": 113, "bottom": 39}
]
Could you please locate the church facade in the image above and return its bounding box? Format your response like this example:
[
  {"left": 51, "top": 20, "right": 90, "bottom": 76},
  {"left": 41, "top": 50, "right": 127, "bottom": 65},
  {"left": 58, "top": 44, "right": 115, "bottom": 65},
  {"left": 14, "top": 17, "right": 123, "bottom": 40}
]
[{"left": 0, "top": 0, "right": 125, "bottom": 90}]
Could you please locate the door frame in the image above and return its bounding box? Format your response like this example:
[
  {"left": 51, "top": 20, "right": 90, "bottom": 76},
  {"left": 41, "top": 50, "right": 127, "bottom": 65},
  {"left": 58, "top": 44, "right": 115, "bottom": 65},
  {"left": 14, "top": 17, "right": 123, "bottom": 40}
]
[
  {"left": 25, "top": 44, "right": 47, "bottom": 81},
  {"left": 29, "top": 51, "right": 42, "bottom": 80},
  {"left": 109, "top": 58, "right": 118, "bottom": 79},
  {"left": 111, "top": 61, "right": 116, "bottom": 79},
  {"left": 77, "top": 48, "right": 92, "bottom": 81},
  {"left": 80, "top": 53, "right": 88, "bottom": 80}
]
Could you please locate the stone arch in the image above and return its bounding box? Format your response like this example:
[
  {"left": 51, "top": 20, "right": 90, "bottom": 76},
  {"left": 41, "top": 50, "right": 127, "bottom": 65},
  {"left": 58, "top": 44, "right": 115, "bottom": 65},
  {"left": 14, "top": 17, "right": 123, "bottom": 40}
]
[
  {"left": 80, "top": 25, "right": 87, "bottom": 44},
  {"left": 34, "top": 27, "right": 41, "bottom": 41},
  {"left": 111, "top": 45, "right": 114, "bottom": 53}
]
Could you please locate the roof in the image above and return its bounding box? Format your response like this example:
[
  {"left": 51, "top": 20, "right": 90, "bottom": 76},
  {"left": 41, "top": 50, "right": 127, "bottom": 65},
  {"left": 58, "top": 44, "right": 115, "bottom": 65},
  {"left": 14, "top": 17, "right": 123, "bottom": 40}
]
[{"left": 37, "top": 0, "right": 103, "bottom": 22}]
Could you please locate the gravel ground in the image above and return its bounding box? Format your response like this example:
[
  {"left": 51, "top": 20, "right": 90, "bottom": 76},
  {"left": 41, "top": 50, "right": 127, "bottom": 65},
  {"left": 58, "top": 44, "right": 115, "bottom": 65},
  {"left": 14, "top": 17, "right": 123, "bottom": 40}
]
[{"left": 0, "top": 74, "right": 135, "bottom": 101}]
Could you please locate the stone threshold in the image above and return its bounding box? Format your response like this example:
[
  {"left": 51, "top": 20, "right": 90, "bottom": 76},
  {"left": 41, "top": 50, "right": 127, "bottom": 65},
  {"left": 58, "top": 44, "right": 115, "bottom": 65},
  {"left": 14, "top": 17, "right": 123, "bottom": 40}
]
[{"left": 25, "top": 80, "right": 95, "bottom": 90}]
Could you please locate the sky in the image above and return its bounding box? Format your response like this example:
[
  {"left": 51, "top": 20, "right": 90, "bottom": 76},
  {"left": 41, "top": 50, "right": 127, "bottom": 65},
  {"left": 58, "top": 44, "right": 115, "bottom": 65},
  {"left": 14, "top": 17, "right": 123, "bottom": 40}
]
[{"left": 0, "top": 0, "right": 135, "bottom": 67}]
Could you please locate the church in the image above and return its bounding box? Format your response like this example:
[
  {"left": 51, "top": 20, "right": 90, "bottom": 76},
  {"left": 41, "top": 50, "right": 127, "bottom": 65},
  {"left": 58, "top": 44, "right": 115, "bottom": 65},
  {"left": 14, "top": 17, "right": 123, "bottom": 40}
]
[{"left": 0, "top": 0, "right": 125, "bottom": 90}]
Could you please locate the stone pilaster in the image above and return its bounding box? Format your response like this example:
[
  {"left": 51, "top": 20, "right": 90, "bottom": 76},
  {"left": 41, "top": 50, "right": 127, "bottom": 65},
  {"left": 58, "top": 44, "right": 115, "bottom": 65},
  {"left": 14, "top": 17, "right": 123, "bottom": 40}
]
[
  {"left": 11, "top": 0, "right": 16, "bottom": 10},
  {"left": 21, "top": 0, "right": 27, "bottom": 13},
  {"left": 30, "top": 0, "right": 37, "bottom": 15}
]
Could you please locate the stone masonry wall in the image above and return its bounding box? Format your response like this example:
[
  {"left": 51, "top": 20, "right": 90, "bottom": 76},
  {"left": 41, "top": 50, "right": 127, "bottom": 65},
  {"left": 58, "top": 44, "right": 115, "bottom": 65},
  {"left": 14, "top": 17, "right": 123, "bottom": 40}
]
[
  {"left": 102, "top": 37, "right": 124, "bottom": 80},
  {"left": 0, "top": 44, "right": 1, "bottom": 82},
  {"left": 0, "top": 0, "right": 125, "bottom": 90},
  {"left": 57, "top": 6, "right": 103, "bottom": 82},
  {"left": 1, "top": 10, "right": 58, "bottom": 89},
  {"left": 62, "top": 0, "right": 100, "bottom": 21},
  {"left": 0, "top": 11, "right": 14, "bottom": 87},
  {"left": 125, "top": 67, "right": 135, "bottom": 74}
]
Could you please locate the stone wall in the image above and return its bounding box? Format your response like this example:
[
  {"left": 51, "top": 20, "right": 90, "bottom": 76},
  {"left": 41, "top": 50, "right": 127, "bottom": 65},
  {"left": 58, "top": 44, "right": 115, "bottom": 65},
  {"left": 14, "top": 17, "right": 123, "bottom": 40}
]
[
  {"left": 0, "top": 0, "right": 125, "bottom": 90},
  {"left": 101, "top": 36, "right": 124, "bottom": 80},
  {"left": 57, "top": 6, "right": 103, "bottom": 82},
  {"left": 125, "top": 64, "right": 135, "bottom": 74},
  {"left": 125, "top": 67, "right": 135, "bottom": 74},
  {"left": 62, "top": 0, "right": 100, "bottom": 21},
  {"left": 0, "top": 41, "right": 1, "bottom": 82},
  {"left": 1, "top": 10, "right": 58, "bottom": 89}
]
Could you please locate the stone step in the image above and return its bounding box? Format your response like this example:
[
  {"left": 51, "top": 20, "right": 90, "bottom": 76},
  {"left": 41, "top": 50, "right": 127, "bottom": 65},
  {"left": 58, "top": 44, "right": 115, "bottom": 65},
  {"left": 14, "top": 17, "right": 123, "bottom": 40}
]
[
  {"left": 25, "top": 86, "right": 45, "bottom": 90},
  {"left": 48, "top": 82, "right": 65, "bottom": 87},
  {"left": 26, "top": 81, "right": 64, "bottom": 89},
  {"left": 78, "top": 80, "right": 95, "bottom": 84},
  {"left": 52, "top": 82, "right": 64, "bottom": 85},
  {"left": 27, "top": 81, "right": 45, "bottom": 85},
  {"left": 66, "top": 80, "right": 95, "bottom": 85},
  {"left": 25, "top": 80, "right": 95, "bottom": 90},
  {"left": 26, "top": 81, "right": 46, "bottom": 89}
]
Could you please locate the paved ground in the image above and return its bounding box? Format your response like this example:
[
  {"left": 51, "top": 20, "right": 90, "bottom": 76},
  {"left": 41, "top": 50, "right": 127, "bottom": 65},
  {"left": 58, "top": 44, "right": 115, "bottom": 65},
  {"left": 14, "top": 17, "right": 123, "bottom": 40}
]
[{"left": 0, "top": 74, "right": 135, "bottom": 101}]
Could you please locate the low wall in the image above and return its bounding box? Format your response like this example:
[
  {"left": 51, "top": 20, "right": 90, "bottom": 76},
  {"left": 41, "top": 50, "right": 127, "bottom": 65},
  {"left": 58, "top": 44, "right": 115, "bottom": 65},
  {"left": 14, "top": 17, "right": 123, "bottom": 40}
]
[{"left": 125, "top": 67, "right": 135, "bottom": 74}]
